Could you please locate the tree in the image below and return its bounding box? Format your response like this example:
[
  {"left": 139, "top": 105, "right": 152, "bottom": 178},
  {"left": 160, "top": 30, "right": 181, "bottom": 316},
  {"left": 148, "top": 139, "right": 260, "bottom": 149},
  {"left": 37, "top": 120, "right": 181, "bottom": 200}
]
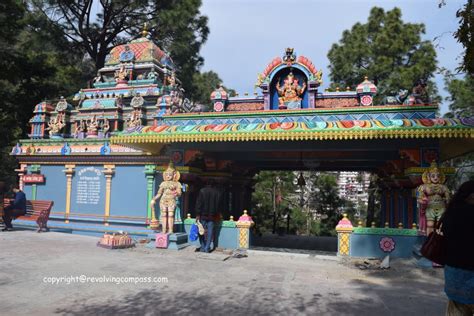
[
  {"left": 444, "top": 74, "right": 474, "bottom": 117},
  {"left": 0, "top": 1, "right": 86, "bottom": 183},
  {"left": 454, "top": 0, "right": 474, "bottom": 75},
  {"left": 308, "top": 172, "right": 344, "bottom": 236},
  {"left": 327, "top": 7, "right": 439, "bottom": 103},
  {"left": 33, "top": 0, "right": 210, "bottom": 101},
  {"left": 251, "top": 171, "right": 296, "bottom": 234},
  {"left": 192, "top": 71, "right": 236, "bottom": 108}
]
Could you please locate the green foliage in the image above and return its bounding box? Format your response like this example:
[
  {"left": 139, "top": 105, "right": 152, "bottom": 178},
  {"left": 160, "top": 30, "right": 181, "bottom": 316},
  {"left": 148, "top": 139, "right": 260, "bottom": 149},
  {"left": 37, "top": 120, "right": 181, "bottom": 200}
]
[
  {"left": 454, "top": 0, "right": 474, "bottom": 75},
  {"left": 444, "top": 74, "right": 474, "bottom": 117},
  {"left": 34, "top": 0, "right": 214, "bottom": 103},
  {"left": 152, "top": 0, "right": 210, "bottom": 100},
  {"left": 307, "top": 172, "right": 344, "bottom": 236},
  {"left": 327, "top": 7, "right": 439, "bottom": 103},
  {"left": 0, "top": 0, "right": 87, "bottom": 182},
  {"left": 251, "top": 171, "right": 296, "bottom": 234},
  {"left": 191, "top": 71, "right": 234, "bottom": 108}
]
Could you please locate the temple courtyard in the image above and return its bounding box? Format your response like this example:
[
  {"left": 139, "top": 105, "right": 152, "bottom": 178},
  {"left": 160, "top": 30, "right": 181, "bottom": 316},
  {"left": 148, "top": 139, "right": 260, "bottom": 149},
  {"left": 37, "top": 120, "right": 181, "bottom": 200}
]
[{"left": 0, "top": 231, "right": 445, "bottom": 315}]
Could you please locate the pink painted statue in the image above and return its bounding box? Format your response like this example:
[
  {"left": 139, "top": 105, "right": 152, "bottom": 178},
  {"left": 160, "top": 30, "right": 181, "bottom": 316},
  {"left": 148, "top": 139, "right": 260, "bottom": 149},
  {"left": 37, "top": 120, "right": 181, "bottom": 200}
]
[
  {"left": 150, "top": 162, "right": 182, "bottom": 234},
  {"left": 416, "top": 161, "right": 450, "bottom": 236}
]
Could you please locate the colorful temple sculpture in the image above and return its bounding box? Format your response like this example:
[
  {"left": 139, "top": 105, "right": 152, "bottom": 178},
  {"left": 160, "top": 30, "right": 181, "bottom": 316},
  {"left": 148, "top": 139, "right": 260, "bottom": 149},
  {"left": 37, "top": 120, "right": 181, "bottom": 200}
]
[{"left": 10, "top": 30, "right": 474, "bottom": 255}]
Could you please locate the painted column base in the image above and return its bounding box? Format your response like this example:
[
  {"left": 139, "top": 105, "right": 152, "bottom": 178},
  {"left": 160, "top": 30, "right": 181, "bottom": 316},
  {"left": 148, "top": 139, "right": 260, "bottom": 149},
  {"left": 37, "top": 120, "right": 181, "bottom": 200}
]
[
  {"left": 168, "top": 233, "right": 189, "bottom": 250},
  {"left": 146, "top": 232, "right": 189, "bottom": 250}
]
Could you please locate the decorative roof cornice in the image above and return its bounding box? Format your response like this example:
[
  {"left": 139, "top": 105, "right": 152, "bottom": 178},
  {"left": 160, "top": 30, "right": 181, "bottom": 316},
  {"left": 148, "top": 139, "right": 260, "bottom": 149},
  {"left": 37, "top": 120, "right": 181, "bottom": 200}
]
[{"left": 111, "top": 117, "right": 474, "bottom": 144}]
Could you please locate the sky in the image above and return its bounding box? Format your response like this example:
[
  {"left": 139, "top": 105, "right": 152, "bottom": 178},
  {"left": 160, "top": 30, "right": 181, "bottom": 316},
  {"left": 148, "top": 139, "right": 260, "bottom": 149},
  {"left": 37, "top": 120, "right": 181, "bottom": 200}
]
[{"left": 199, "top": 0, "right": 466, "bottom": 114}]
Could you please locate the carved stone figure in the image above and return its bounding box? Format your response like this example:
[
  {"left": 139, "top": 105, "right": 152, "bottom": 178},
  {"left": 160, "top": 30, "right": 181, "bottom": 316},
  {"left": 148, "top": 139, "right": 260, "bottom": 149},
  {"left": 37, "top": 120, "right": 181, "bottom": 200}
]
[
  {"left": 46, "top": 114, "right": 66, "bottom": 137},
  {"left": 93, "top": 72, "right": 103, "bottom": 83},
  {"left": 410, "top": 79, "right": 430, "bottom": 105},
  {"left": 114, "top": 65, "right": 129, "bottom": 84},
  {"left": 126, "top": 109, "right": 142, "bottom": 128},
  {"left": 147, "top": 70, "right": 158, "bottom": 80},
  {"left": 166, "top": 72, "right": 177, "bottom": 87},
  {"left": 86, "top": 116, "right": 99, "bottom": 138},
  {"left": 417, "top": 161, "right": 450, "bottom": 236},
  {"left": 101, "top": 118, "right": 110, "bottom": 137},
  {"left": 383, "top": 89, "right": 409, "bottom": 105},
  {"left": 275, "top": 72, "right": 306, "bottom": 109},
  {"left": 74, "top": 120, "right": 86, "bottom": 138},
  {"left": 150, "top": 162, "right": 182, "bottom": 233}
]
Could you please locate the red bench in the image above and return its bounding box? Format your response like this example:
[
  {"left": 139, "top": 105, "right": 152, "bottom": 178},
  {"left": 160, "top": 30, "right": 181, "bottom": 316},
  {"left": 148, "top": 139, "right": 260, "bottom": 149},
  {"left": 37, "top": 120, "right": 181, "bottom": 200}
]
[{"left": 3, "top": 199, "right": 54, "bottom": 232}]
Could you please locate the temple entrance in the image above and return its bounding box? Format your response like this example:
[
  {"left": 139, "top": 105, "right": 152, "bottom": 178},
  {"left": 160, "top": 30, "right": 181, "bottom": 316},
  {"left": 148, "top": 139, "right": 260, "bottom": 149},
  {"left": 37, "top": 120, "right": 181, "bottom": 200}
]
[{"left": 249, "top": 168, "right": 373, "bottom": 254}]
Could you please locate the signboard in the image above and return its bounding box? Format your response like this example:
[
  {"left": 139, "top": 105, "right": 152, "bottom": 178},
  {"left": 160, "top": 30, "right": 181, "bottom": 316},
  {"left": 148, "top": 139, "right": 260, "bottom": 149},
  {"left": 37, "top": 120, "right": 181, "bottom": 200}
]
[
  {"left": 76, "top": 167, "right": 102, "bottom": 205},
  {"left": 23, "top": 174, "right": 45, "bottom": 184}
]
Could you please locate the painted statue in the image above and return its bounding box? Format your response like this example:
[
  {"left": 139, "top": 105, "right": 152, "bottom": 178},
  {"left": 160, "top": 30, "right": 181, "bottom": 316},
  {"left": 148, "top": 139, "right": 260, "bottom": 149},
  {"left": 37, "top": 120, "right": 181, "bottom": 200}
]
[
  {"left": 86, "top": 116, "right": 99, "bottom": 137},
  {"left": 46, "top": 114, "right": 65, "bottom": 137},
  {"left": 114, "top": 65, "right": 129, "bottom": 83},
  {"left": 417, "top": 161, "right": 450, "bottom": 235},
  {"left": 275, "top": 72, "right": 306, "bottom": 109},
  {"left": 150, "top": 162, "right": 182, "bottom": 233},
  {"left": 410, "top": 79, "right": 430, "bottom": 105},
  {"left": 147, "top": 69, "right": 158, "bottom": 80},
  {"left": 166, "top": 72, "right": 177, "bottom": 87},
  {"left": 101, "top": 118, "right": 110, "bottom": 138},
  {"left": 74, "top": 120, "right": 86, "bottom": 139},
  {"left": 383, "top": 89, "right": 409, "bottom": 105},
  {"left": 126, "top": 109, "right": 142, "bottom": 128}
]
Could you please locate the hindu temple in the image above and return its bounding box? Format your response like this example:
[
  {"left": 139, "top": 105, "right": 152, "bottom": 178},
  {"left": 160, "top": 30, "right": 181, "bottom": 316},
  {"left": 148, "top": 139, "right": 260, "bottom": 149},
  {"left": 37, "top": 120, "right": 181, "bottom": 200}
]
[{"left": 10, "top": 30, "right": 474, "bottom": 256}]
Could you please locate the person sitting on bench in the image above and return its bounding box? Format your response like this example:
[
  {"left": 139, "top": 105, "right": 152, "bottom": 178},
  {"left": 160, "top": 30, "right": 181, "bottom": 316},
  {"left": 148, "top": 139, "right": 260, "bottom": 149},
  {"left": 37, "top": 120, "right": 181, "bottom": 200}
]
[{"left": 2, "top": 185, "right": 26, "bottom": 231}]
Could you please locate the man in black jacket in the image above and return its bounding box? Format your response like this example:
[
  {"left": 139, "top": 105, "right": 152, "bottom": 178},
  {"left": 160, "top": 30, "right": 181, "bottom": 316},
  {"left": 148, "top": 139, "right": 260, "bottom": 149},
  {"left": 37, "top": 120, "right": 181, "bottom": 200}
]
[
  {"left": 2, "top": 185, "right": 27, "bottom": 231},
  {"left": 195, "top": 178, "right": 223, "bottom": 253}
]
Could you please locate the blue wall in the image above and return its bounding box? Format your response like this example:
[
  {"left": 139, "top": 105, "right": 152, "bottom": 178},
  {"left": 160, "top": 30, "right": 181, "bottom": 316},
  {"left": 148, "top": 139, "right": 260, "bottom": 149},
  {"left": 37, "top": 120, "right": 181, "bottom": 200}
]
[
  {"left": 350, "top": 234, "right": 423, "bottom": 258},
  {"left": 184, "top": 222, "right": 239, "bottom": 249},
  {"left": 110, "top": 166, "right": 148, "bottom": 219},
  {"left": 34, "top": 165, "right": 67, "bottom": 213}
]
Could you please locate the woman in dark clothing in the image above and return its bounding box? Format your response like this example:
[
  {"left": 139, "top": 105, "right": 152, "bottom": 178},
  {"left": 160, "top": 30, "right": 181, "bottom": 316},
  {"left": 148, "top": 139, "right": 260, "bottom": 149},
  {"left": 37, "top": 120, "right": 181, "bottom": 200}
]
[{"left": 441, "top": 180, "right": 474, "bottom": 315}]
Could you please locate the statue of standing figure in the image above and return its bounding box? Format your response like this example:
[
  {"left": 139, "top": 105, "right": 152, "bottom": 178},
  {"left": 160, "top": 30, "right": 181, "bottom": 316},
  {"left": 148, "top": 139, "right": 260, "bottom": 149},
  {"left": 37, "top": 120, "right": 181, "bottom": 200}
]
[
  {"left": 417, "top": 161, "right": 450, "bottom": 235},
  {"left": 150, "top": 162, "right": 182, "bottom": 233}
]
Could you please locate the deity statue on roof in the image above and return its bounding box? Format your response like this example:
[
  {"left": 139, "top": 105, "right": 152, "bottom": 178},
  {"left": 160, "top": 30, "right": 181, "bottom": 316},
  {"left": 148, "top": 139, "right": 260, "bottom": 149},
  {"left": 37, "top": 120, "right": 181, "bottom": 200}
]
[
  {"left": 101, "top": 118, "right": 110, "bottom": 137},
  {"left": 93, "top": 72, "right": 103, "bottom": 83},
  {"left": 86, "top": 116, "right": 99, "bottom": 138},
  {"left": 150, "top": 162, "right": 182, "bottom": 233},
  {"left": 276, "top": 71, "right": 306, "bottom": 109},
  {"left": 416, "top": 161, "right": 450, "bottom": 236},
  {"left": 127, "top": 109, "right": 142, "bottom": 128},
  {"left": 74, "top": 120, "right": 86, "bottom": 139},
  {"left": 147, "top": 69, "right": 158, "bottom": 80},
  {"left": 46, "top": 114, "right": 66, "bottom": 137},
  {"left": 114, "top": 64, "right": 129, "bottom": 84},
  {"left": 166, "top": 72, "right": 177, "bottom": 87},
  {"left": 119, "top": 45, "right": 135, "bottom": 63}
]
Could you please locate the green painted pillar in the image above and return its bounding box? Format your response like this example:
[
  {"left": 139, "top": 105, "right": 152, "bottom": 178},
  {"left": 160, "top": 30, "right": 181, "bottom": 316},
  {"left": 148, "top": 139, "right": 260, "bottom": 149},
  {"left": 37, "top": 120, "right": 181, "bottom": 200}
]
[
  {"left": 28, "top": 164, "right": 41, "bottom": 201},
  {"left": 144, "top": 165, "right": 156, "bottom": 227},
  {"left": 31, "top": 184, "right": 37, "bottom": 200}
]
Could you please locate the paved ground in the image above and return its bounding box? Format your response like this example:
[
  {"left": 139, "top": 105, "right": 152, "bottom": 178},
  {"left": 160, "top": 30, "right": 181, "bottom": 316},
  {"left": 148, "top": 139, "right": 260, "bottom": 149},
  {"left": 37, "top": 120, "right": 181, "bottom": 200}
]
[{"left": 0, "top": 230, "right": 446, "bottom": 315}]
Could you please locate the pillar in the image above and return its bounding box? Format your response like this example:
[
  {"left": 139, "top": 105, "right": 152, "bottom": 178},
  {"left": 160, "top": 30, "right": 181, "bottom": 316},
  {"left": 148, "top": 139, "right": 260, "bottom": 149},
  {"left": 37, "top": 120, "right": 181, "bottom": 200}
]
[
  {"left": 103, "top": 165, "right": 115, "bottom": 226},
  {"left": 235, "top": 210, "right": 254, "bottom": 249},
  {"left": 335, "top": 214, "right": 353, "bottom": 256},
  {"left": 144, "top": 165, "right": 157, "bottom": 229},
  {"left": 29, "top": 164, "right": 41, "bottom": 200},
  {"left": 63, "top": 164, "right": 75, "bottom": 223},
  {"left": 15, "top": 164, "right": 27, "bottom": 191}
]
